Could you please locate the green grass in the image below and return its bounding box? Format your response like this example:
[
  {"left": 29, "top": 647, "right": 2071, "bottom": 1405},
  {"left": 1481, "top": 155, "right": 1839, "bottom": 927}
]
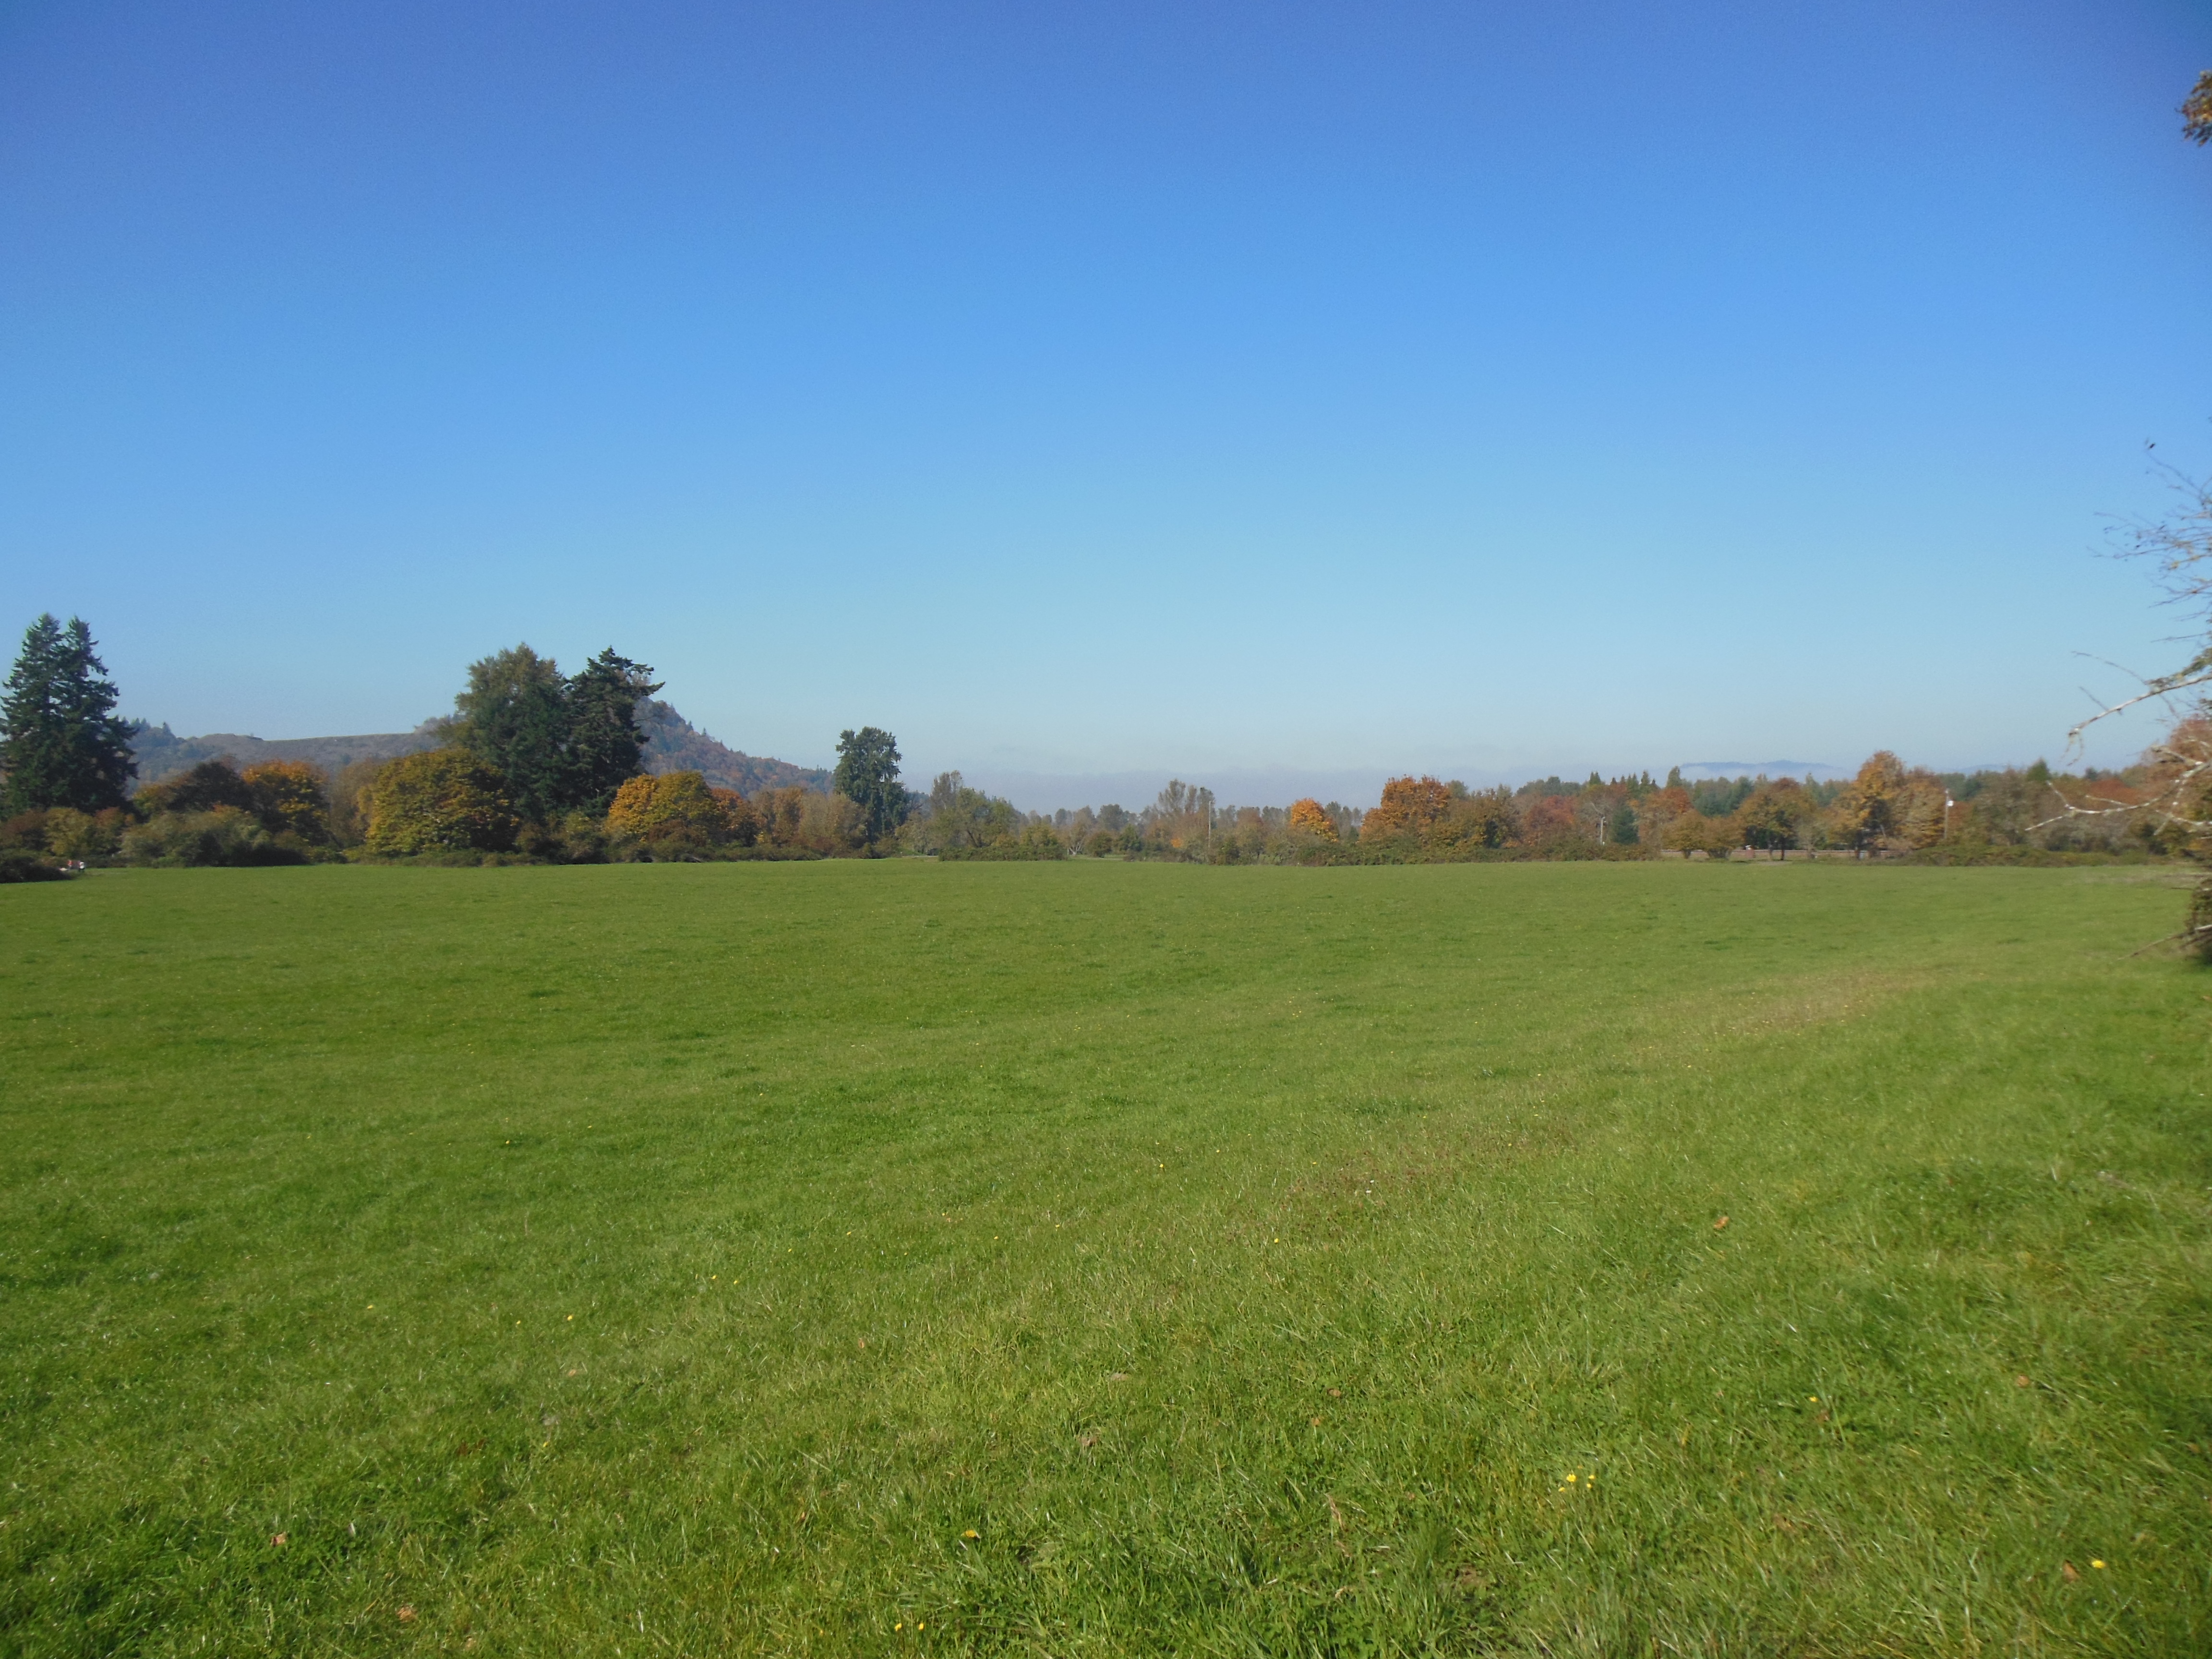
[{"left": 3, "top": 862, "right": 2209, "bottom": 1657}]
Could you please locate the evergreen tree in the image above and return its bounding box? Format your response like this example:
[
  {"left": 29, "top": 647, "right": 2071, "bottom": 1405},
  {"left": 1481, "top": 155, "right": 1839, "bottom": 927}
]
[
  {"left": 0, "top": 614, "right": 136, "bottom": 813},
  {"left": 565, "top": 649, "right": 661, "bottom": 814},
  {"left": 833, "top": 726, "right": 908, "bottom": 845}
]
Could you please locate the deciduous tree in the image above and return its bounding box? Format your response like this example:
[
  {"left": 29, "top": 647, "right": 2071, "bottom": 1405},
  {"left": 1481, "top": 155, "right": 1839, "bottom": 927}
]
[
  {"left": 1288, "top": 797, "right": 1338, "bottom": 841},
  {"left": 833, "top": 726, "right": 907, "bottom": 846},
  {"left": 446, "top": 645, "right": 569, "bottom": 822},
  {"left": 242, "top": 761, "right": 331, "bottom": 843},
  {"left": 1361, "top": 776, "right": 1451, "bottom": 840},
  {"left": 365, "top": 749, "right": 519, "bottom": 855},
  {"left": 606, "top": 770, "right": 736, "bottom": 848}
]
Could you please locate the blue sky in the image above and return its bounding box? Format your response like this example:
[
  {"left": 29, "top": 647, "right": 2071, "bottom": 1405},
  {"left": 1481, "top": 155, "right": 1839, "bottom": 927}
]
[{"left": 2, "top": 1, "right": 2209, "bottom": 806}]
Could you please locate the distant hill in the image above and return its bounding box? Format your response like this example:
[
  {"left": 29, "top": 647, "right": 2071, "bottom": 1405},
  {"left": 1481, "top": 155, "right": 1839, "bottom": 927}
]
[
  {"left": 637, "top": 702, "right": 831, "bottom": 794},
  {"left": 128, "top": 704, "right": 831, "bottom": 797},
  {"left": 129, "top": 722, "right": 440, "bottom": 783}
]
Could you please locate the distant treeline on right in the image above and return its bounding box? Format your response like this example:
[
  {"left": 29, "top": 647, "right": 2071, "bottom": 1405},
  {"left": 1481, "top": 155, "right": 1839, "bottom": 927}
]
[{"left": 1022, "top": 746, "right": 2183, "bottom": 866}]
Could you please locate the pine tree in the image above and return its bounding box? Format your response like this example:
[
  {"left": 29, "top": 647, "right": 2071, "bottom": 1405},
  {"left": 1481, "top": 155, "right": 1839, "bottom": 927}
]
[
  {"left": 0, "top": 614, "right": 137, "bottom": 813},
  {"left": 565, "top": 649, "right": 661, "bottom": 815}
]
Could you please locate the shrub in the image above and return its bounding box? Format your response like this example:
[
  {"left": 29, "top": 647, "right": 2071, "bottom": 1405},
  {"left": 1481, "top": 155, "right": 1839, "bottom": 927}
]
[
  {"left": 43, "top": 806, "right": 126, "bottom": 861},
  {"left": 364, "top": 749, "right": 519, "bottom": 855},
  {"left": 0, "top": 848, "right": 66, "bottom": 882},
  {"left": 137, "top": 758, "right": 258, "bottom": 817},
  {"left": 121, "top": 808, "right": 300, "bottom": 867},
  {"left": 0, "top": 809, "right": 51, "bottom": 851}
]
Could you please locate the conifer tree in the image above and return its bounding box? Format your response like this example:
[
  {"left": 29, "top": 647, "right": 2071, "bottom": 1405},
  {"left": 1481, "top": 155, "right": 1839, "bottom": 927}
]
[
  {"left": 565, "top": 649, "right": 661, "bottom": 814},
  {"left": 0, "top": 614, "right": 136, "bottom": 813}
]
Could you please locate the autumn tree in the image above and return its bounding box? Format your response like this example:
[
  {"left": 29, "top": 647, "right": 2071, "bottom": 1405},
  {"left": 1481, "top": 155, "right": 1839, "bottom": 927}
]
[
  {"left": 364, "top": 749, "right": 519, "bottom": 854},
  {"left": 1449, "top": 787, "right": 1519, "bottom": 850},
  {"left": 606, "top": 770, "right": 741, "bottom": 849},
  {"left": 242, "top": 760, "right": 331, "bottom": 843},
  {"left": 0, "top": 614, "right": 136, "bottom": 813},
  {"left": 2187, "top": 71, "right": 2212, "bottom": 144},
  {"left": 1520, "top": 793, "right": 1584, "bottom": 847},
  {"left": 1362, "top": 776, "right": 1451, "bottom": 840},
  {"left": 1736, "top": 779, "right": 1807, "bottom": 850},
  {"left": 709, "top": 786, "right": 760, "bottom": 847},
  {"left": 1827, "top": 752, "right": 1908, "bottom": 850},
  {"left": 1287, "top": 797, "right": 1338, "bottom": 841}
]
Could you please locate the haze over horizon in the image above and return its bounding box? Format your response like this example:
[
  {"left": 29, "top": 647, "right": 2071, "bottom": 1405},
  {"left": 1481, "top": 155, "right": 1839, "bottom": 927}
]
[{"left": 5, "top": 0, "right": 2210, "bottom": 789}]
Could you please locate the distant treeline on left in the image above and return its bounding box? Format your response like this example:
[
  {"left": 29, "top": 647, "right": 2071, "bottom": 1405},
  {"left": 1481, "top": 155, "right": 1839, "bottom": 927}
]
[{"left": 0, "top": 622, "right": 917, "bottom": 876}]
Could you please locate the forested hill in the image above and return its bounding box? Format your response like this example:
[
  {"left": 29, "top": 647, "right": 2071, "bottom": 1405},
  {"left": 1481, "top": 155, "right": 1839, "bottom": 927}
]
[
  {"left": 635, "top": 702, "right": 831, "bottom": 794},
  {"left": 127, "top": 702, "right": 829, "bottom": 794},
  {"left": 128, "top": 722, "right": 439, "bottom": 783}
]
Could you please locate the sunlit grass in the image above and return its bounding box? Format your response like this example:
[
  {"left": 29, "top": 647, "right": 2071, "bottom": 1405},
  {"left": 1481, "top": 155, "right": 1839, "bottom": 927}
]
[{"left": 2, "top": 861, "right": 2208, "bottom": 1655}]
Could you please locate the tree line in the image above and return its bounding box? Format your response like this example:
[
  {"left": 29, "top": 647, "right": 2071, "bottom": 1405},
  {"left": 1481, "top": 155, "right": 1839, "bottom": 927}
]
[{"left": 0, "top": 615, "right": 2196, "bottom": 880}]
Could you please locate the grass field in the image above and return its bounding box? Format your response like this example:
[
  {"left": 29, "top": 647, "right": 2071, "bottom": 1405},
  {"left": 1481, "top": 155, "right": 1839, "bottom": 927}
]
[{"left": 3, "top": 862, "right": 2209, "bottom": 1656}]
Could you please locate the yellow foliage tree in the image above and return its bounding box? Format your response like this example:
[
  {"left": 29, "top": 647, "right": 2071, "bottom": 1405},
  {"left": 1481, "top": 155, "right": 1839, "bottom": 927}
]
[
  {"left": 606, "top": 771, "right": 735, "bottom": 845},
  {"left": 242, "top": 760, "right": 331, "bottom": 843},
  {"left": 1827, "top": 752, "right": 1907, "bottom": 849},
  {"left": 1287, "top": 797, "right": 1338, "bottom": 841},
  {"left": 365, "top": 749, "right": 519, "bottom": 854}
]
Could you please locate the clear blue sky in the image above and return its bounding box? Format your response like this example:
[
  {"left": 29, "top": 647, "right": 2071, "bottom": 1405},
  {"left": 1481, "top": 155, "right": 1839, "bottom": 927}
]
[{"left": 3, "top": 1, "right": 2209, "bottom": 805}]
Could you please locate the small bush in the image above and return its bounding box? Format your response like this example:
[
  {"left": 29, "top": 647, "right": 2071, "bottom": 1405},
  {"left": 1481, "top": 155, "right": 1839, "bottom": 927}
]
[
  {"left": 122, "top": 808, "right": 305, "bottom": 868},
  {"left": 0, "top": 848, "right": 68, "bottom": 882},
  {"left": 45, "top": 807, "right": 128, "bottom": 862}
]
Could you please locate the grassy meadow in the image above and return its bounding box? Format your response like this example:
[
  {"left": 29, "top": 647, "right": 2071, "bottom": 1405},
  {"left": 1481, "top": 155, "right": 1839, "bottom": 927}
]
[{"left": 2, "top": 860, "right": 2209, "bottom": 1656}]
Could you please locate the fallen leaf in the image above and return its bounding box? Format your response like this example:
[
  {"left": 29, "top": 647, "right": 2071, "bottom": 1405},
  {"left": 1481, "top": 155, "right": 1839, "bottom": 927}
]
[
  {"left": 1327, "top": 1388, "right": 1342, "bottom": 1398},
  {"left": 1078, "top": 1433, "right": 1097, "bottom": 1449},
  {"left": 397, "top": 1605, "right": 418, "bottom": 1623},
  {"left": 2061, "top": 1562, "right": 2079, "bottom": 1583},
  {"left": 1310, "top": 1415, "right": 1324, "bottom": 1427},
  {"left": 2015, "top": 1375, "right": 2032, "bottom": 1388},
  {"left": 962, "top": 1529, "right": 979, "bottom": 1539},
  {"left": 1713, "top": 1216, "right": 1730, "bottom": 1231},
  {"left": 271, "top": 1533, "right": 287, "bottom": 1547}
]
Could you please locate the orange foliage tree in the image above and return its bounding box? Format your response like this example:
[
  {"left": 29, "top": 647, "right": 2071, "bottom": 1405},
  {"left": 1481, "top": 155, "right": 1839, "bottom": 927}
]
[
  {"left": 1287, "top": 797, "right": 1338, "bottom": 842},
  {"left": 1362, "top": 776, "right": 1451, "bottom": 840}
]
